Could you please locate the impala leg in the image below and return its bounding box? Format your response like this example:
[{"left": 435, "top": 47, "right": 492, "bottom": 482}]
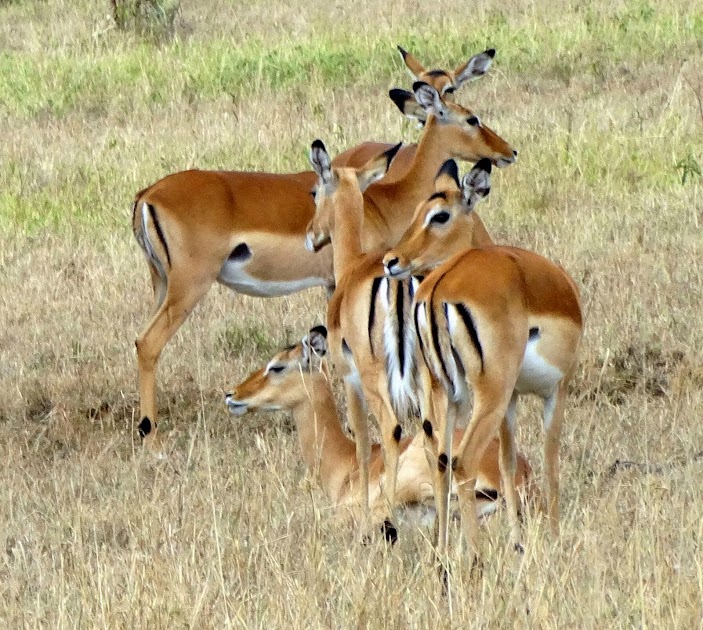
[
  {"left": 135, "top": 267, "right": 216, "bottom": 450},
  {"left": 359, "top": 369, "right": 402, "bottom": 523},
  {"left": 345, "top": 379, "right": 371, "bottom": 523},
  {"left": 499, "top": 393, "right": 522, "bottom": 551},
  {"left": 453, "top": 391, "right": 512, "bottom": 565},
  {"left": 147, "top": 261, "right": 167, "bottom": 312},
  {"left": 544, "top": 380, "right": 568, "bottom": 536},
  {"left": 430, "top": 393, "right": 454, "bottom": 582}
]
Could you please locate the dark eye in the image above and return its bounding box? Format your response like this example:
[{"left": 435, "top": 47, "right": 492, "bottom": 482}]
[
  {"left": 310, "top": 189, "right": 317, "bottom": 199},
  {"left": 467, "top": 116, "right": 480, "bottom": 126},
  {"left": 430, "top": 211, "right": 450, "bottom": 225},
  {"left": 268, "top": 365, "right": 285, "bottom": 373}
]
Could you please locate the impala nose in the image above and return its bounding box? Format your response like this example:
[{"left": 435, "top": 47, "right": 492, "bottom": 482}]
[
  {"left": 513, "top": 150, "right": 518, "bottom": 158},
  {"left": 385, "top": 257, "right": 399, "bottom": 271}
]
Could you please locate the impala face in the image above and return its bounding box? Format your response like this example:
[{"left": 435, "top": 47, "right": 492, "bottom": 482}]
[
  {"left": 306, "top": 140, "right": 401, "bottom": 253},
  {"left": 224, "top": 326, "right": 328, "bottom": 415},
  {"left": 389, "top": 81, "right": 517, "bottom": 168},
  {"left": 383, "top": 158, "right": 493, "bottom": 278}
]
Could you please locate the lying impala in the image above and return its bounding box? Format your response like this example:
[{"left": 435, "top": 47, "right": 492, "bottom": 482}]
[
  {"left": 382, "top": 160, "right": 583, "bottom": 572},
  {"left": 132, "top": 79, "right": 515, "bottom": 448},
  {"left": 224, "top": 326, "right": 535, "bottom": 534},
  {"left": 306, "top": 141, "right": 496, "bottom": 525}
]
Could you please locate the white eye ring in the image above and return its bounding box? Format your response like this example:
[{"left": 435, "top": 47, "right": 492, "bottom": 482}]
[{"left": 424, "top": 210, "right": 451, "bottom": 227}]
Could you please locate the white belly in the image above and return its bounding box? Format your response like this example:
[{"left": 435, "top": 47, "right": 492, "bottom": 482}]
[
  {"left": 217, "top": 261, "right": 328, "bottom": 297},
  {"left": 515, "top": 338, "right": 564, "bottom": 397}
]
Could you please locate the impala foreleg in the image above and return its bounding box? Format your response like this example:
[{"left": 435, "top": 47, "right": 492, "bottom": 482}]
[
  {"left": 499, "top": 393, "right": 522, "bottom": 551},
  {"left": 135, "top": 267, "right": 216, "bottom": 448},
  {"left": 345, "top": 379, "right": 371, "bottom": 521}
]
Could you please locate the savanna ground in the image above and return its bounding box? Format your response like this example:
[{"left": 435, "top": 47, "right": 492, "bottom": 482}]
[{"left": 1, "top": 0, "right": 702, "bottom": 626}]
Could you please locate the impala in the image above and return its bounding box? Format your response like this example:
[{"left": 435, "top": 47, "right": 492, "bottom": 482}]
[
  {"left": 133, "top": 80, "right": 515, "bottom": 449},
  {"left": 382, "top": 160, "right": 583, "bottom": 570},
  {"left": 306, "top": 141, "right": 497, "bottom": 525},
  {"left": 224, "top": 326, "right": 535, "bottom": 535}
]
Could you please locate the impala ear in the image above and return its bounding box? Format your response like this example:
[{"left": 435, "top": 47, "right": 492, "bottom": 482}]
[
  {"left": 309, "top": 139, "right": 333, "bottom": 185},
  {"left": 413, "top": 81, "right": 447, "bottom": 118},
  {"left": 303, "top": 325, "right": 328, "bottom": 363},
  {"left": 434, "top": 159, "right": 461, "bottom": 192},
  {"left": 460, "top": 159, "right": 492, "bottom": 211},
  {"left": 453, "top": 48, "right": 496, "bottom": 88},
  {"left": 356, "top": 142, "right": 402, "bottom": 192},
  {"left": 397, "top": 45, "right": 426, "bottom": 80},
  {"left": 389, "top": 88, "right": 427, "bottom": 122}
]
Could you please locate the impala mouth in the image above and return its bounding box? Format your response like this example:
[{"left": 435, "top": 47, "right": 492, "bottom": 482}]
[
  {"left": 225, "top": 394, "right": 248, "bottom": 416},
  {"left": 495, "top": 151, "right": 518, "bottom": 168},
  {"left": 305, "top": 234, "right": 330, "bottom": 253},
  {"left": 384, "top": 258, "right": 412, "bottom": 279}
]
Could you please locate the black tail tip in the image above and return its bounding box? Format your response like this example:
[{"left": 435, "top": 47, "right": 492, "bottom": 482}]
[{"left": 381, "top": 519, "right": 398, "bottom": 545}]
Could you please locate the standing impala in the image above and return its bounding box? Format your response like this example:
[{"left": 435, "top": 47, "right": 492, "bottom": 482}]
[
  {"left": 382, "top": 160, "right": 583, "bottom": 573},
  {"left": 133, "top": 80, "right": 515, "bottom": 448},
  {"left": 224, "top": 326, "right": 535, "bottom": 534},
  {"left": 306, "top": 142, "right": 498, "bottom": 526}
]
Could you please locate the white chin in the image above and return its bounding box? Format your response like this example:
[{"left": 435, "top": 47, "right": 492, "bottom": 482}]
[
  {"left": 227, "top": 404, "right": 248, "bottom": 416},
  {"left": 305, "top": 235, "right": 315, "bottom": 252}
]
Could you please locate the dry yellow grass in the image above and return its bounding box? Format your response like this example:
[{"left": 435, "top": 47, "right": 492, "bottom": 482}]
[{"left": 1, "top": 0, "right": 702, "bottom": 626}]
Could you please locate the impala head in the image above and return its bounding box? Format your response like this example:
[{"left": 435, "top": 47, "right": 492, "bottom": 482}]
[
  {"left": 383, "top": 159, "right": 492, "bottom": 278},
  {"left": 305, "top": 140, "right": 402, "bottom": 253},
  {"left": 397, "top": 46, "right": 496, "bottom": 100},
  {"left": 388, "top": 81, "right": 517, "bottom": 168},
  {"left": 224, "top": 326, "right": 329, "bottom": 415}
]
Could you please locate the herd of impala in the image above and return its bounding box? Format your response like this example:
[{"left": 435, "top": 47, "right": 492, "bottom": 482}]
[{"left": 131, "top": 46, "right": 583, "bottom": 583}]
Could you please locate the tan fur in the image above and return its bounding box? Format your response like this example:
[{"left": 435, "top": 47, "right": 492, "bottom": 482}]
[
  {"left": 225, "top": 335, "right": 535, "bottom": 526},
  {"left": 384, "top": 170, "right": 583, "bottom": 566}
]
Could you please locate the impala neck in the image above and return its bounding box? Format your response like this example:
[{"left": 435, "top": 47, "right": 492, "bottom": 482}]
[
  {"left": 331, "top": 188, "right": 365, "bottom": 284},
  {"left": 366, "top": 115, "right": 453, "bottom": 249},
  {"left": 470, "top": 213, "right": 495, "bottom": 248},
  {"left": 290, "top": 373, "right": 357, "bottom": 503}
]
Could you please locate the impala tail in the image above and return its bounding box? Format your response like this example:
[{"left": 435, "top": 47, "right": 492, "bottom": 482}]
[{"left": 131, "top": 191, "right": 172, "bottom": 288}]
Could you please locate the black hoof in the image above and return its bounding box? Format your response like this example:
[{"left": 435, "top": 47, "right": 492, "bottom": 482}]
[
  {"left": 381, "top": 519, "right": 398, "bottom": 545},
  {"left": 137, "top": 417, "right": 152, "bottom": 438},
  {"left": 514, "top": 542, "right": 525, "bottom": 555}
]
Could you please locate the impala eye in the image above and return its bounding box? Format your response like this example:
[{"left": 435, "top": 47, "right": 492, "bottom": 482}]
[
  {"left": 310, "top": 190, "right": 317, "bottom": 199},
  {"left": 268, "top": 365, "right": 285, "bottom": 374},
  {"left": 430, "top": 210, "right": 451, "bottom": 225},
  {"left": 467, "top": 116, "right": 480, "bottom": 126}
]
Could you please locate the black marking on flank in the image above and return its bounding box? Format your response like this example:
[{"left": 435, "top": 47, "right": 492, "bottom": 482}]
[
  {"left": 427, "top": 191, "right": 447, "bottom": 202},
  {"left": 147, "top": 204, "right": 172, "bottom": 268},
  {"left": 396, "top": 280, "right": 405, "bottom": 377},
  {"left": 422, "top": 419, "right": 433, "bottom": 438},
  {"left": 476, "top": 488, "right": 499, "bottom": 501},
  {"left": 529, "top": 326, "right": 540, "bottom": 340},
  {"left": 228, "top": 242, "right": 252, "bottom": 262},
  {"left": 454, "top": 303, "right": 484, "bottom": 373},
  {"left": 438, "top": 453, "right": 449, "bottom": 473},
  {"left": 368, "top": 277, "right": 382, "bottom": 356},
  {"left": 393, "top": 424, "right": 402, "bottom": 443},
  {"left": 137, "top": 417, "right": 152, "bottom": 438},
  {"left": 381, "top": 519, "right": 398, "bottom": 545}
]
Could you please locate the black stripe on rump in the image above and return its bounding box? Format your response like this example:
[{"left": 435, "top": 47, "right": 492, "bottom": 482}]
[
  {"left": 454, "top": 303, "right": 484, "bottom": 373},
  {"left": 367, "top": 277, "right": 382, "bottom": 357},
  {"left": 396, "top": 279, "right": 405, "bottom": 377},
  {"left": 414, "top": 302, "right": 429, "bottom": 368},
  {"left": 147, "top": 203, "right": 172, "bottom": 268}
]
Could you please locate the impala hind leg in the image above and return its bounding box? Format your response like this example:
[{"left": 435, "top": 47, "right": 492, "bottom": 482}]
[
  {"left": 135, "top": 266, "right": 217, "bottom": 450},
  {"left": 543, "top": 379, "right": 568, "bottom": 536},
  {"left": 453, "top": 391, "right": 513, "bottom": 564}
]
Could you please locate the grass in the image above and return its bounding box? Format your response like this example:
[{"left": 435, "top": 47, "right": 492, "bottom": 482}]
[{"left": 1, "top": 0, "right": 703, "bottom": 626}]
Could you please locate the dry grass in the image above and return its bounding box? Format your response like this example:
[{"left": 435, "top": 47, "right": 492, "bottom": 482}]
[{"left": 1, "top": 0, "right": 703, "bottom": 626}]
